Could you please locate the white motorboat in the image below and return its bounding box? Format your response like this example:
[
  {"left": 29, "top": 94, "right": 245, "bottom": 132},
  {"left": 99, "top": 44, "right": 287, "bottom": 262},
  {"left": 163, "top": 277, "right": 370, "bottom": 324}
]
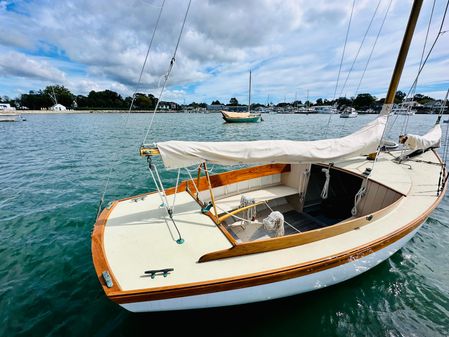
[{"left": 340, "top": 107, "right": 358, "bottom": 118}]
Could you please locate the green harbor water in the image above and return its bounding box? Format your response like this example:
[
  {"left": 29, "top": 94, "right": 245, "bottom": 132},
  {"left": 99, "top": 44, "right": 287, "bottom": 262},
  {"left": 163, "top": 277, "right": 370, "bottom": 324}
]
[{"left": 1, "top": 113, "right": 448, "bottom": 337}]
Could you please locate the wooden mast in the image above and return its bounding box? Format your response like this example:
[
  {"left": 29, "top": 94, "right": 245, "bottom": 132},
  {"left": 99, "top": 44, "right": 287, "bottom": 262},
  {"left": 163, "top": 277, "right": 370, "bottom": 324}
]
[
  {"left": 382, "top": 0, "right": 423, "bottom": 113},
  {"left": 248, "top": 69, "right": 252, "bottom": 113}
]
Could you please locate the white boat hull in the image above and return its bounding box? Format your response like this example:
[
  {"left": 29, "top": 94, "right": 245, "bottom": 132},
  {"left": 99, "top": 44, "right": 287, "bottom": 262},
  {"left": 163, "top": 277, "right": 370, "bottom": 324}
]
[
  {"left": 0, "top": 114, "right": 21, "bottom": 122},
  {"left": 121, "top": 225, "right": 422, "bottom": 312}
]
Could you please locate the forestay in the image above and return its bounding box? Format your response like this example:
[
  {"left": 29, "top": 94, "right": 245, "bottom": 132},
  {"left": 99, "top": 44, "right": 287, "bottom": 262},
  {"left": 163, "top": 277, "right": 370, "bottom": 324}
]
[{"left": 157, "top": 116, "right": 387, "bottom": 169}]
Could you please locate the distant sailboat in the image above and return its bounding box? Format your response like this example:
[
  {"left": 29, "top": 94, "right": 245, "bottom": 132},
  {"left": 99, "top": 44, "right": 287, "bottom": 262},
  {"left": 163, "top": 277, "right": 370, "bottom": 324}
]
[{"left": 221, "top": 70, "right": 262, "bottom": 123}]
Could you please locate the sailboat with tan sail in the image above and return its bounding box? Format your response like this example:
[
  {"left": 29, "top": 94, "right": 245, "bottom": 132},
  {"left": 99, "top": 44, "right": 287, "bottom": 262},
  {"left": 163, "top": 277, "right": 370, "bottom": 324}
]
[
  {"left": 221, "top": 70, "right": 262, "bottom": 123},
  {"left": 92, "top": 0, "right": 448, "bottom": 312}
]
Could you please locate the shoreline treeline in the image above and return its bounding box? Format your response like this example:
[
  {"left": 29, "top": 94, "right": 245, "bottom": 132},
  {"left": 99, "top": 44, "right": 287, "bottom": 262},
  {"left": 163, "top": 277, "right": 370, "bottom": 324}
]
[{"left": 0, "top": 85, "right": 446, "bottom": 112}]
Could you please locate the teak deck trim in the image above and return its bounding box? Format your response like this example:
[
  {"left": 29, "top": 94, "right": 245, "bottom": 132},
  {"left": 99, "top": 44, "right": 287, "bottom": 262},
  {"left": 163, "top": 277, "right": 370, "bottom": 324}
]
[{"left": 106, "top": 183, "right": 446, "bottom": 304}]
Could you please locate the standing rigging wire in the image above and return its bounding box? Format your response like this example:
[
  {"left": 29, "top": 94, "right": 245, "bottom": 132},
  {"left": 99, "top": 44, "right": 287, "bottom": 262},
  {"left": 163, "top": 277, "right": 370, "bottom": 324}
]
[
  {"left": 400, "top": 0, "right": 437, "bottom": 137},
  {"left": 95, "top": 1, "right": 166, "bottom": 220},
  {"left": 324, "top": 0, "right": 355, "bottom": 136},
  {"left": 338, "top": 0, "right": 382, "bottom": 99},
  {"left": 437, "top": 88, "right": 449, "bottom": 195},
  {"left": 332, "top": 0, "right": 355, "bottom": 102},
  {"left": 354, "top": 0, "right": 393, "bottom": 96},
  {"left": 400, "top": 0, "right": 448, "bottom": 137},
  {"left": 335, "top": 0, "right": 382, "bottom": 138},
  {"left": 126, "top": 0, "right": 166, "bottom": 119},
  {"left": 376, "top": 0, "right": 449, "bottom": 169},
  {"left": 386, "top": 0, "right": 441, "bottom": 140},
  {"left": 141, "top": 0, "right": 192, "bottom": 146}
]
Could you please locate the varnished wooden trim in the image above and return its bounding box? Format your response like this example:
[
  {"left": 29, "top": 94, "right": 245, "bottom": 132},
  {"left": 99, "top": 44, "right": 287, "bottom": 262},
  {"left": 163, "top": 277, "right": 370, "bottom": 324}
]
[
  {"left": 91, "top": 201, "right": 121, "bottom": 294},
  {"left": 199, "top": 196, "right": 404, "bottom": 262},
  {"left": 218, "top": 201, "right": 265, "bottom": 222},
  {"left": 108, "top": 180, "right": 446, "bottom": 304},
  {"left": 190, "top": 164, "right": 290, "bottom": 192}
]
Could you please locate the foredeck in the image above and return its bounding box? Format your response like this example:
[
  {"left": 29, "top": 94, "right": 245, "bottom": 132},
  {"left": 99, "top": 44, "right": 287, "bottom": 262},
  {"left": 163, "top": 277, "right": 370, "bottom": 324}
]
[{"left": 98, "top": 150, "right": 443, "bottom": 293}]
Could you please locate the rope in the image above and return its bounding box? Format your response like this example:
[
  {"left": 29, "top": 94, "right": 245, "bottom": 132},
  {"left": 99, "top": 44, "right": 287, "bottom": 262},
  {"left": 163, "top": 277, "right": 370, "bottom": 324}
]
[
  {"left": 216, "top": 202, "right": 301, "bottom": 234},
  {"left": 298, "top": 168, "right": 310, "bottom": 209},
  {"left": 142, "top": 0, "right": 192, "bottom": 145},
  {"left": 351, "top": 178, "right": 368, "bottom": 216},
  {"left": 171, "top": 168, "right": 181, "bottom": 213},
  {"left": 320, "top": 167, "right": 331, "bottom": 199},
  {"left": 263, "top": 201, "right": 301, "bottom": 233},
  {"left": 185, "top": 167, "right": 201, "bottom": 198}
]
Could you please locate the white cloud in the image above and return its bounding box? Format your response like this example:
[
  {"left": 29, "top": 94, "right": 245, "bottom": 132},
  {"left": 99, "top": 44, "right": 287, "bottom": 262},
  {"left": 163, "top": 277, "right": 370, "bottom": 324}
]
[
  {"left": 0, "top": 0, "right": 448, "bottom": 101},
  {"left": 0, "top": 51, "right": 66, "bottom": 81}
]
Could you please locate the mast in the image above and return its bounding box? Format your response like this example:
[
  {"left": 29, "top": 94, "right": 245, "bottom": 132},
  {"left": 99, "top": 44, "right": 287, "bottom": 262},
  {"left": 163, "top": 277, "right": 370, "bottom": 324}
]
[
  {"left": 382, "top": 0, "right": 423, "bottom": 114},
  {"left": 248, "top": 70, "right": 252, "bottom": 113}
]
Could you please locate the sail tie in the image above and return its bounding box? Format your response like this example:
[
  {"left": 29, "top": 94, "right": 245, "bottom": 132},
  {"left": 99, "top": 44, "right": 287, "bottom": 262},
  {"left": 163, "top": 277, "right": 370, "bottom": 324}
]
[
  {"left": 320, "top": 164, "right": 333, "bottom": 199},
  {"left": 298, "top": 168, "right": 310, "bottom": 210},
  {"left": 351, "top": 169, "right": 371, "bottom": 216}
]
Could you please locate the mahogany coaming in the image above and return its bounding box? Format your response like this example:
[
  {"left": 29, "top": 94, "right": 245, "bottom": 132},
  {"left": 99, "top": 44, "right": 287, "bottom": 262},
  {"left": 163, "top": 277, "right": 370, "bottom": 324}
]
[{"left": 198, "top": 196, "right": 403, "bottom": 262}]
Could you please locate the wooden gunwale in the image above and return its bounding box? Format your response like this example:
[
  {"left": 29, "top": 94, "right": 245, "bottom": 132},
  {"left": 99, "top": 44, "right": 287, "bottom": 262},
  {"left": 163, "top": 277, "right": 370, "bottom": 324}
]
[
  {"left": 91, "top": 201, "right": 121, "bottom": 294},
  {"left": 108, "top": 178, "right": 446, "bottom": 304}
]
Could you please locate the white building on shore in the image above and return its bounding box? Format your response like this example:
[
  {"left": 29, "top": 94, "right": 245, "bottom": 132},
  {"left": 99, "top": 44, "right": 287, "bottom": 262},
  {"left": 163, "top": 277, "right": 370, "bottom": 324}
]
[{"left": 50, "top": 104, "right": 67, "bottom": 111}]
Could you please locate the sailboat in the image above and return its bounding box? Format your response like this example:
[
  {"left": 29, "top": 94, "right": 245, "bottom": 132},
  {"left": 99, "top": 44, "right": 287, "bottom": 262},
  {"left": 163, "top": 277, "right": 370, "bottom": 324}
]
[
  {"left": 221, "top": 70, "right": 262, "bottom": 123},
  {"left": 92, "top": 0, "right": 447, "bottom": 312}
]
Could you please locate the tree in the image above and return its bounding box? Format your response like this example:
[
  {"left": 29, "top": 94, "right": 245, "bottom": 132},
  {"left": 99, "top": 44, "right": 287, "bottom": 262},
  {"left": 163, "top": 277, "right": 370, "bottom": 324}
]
[
  {"left": 394, "top": 90, "right": 406, "bottom": 104},
  {"left": 353, "top": 93, "right": 376, "bottom": 110},
  {"left": 19, "top": 90, "right": 53, "bottom": 110},
  {"left": 336, "top": 97, "right": 353, "bottom": 110},
  {"left": 43, "top": 85, "right": 74, "bottom": 107},
  {"left": 316, "top": 98, "right": 323, "bottom": 106},
  {"left": 211, "top": 100, "right": 222, "bottom": 105},
  {"left": 229, "top": 97, "right": 239, "bottom": 106}
]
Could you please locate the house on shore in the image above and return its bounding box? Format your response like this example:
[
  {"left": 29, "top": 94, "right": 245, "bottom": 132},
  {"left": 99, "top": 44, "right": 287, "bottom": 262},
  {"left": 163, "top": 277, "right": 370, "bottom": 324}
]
[{"left": 50, "top": 104, "right": 67, "bottom": 111}]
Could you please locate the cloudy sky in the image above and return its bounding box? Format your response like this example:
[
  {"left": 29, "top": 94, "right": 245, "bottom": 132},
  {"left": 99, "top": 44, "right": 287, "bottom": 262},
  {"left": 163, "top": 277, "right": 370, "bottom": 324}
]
[{"left": 0, "top": 0, "right": 448, "bottom": 105}]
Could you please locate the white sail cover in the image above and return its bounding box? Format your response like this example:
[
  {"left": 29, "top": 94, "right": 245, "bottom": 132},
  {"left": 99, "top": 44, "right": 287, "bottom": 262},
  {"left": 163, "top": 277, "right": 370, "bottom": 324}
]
[
  {"left": 404, "top": 123, "right": 441, "bottom": 151},
  {"left": 157, "top": 116, "right": 387, "bottom": 169}
]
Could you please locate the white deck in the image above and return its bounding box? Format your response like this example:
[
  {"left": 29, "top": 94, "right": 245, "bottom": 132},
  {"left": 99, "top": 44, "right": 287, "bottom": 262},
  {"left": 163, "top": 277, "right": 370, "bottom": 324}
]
[{"left": 103, "top": 150, "right": 442, "bottom": 291}]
